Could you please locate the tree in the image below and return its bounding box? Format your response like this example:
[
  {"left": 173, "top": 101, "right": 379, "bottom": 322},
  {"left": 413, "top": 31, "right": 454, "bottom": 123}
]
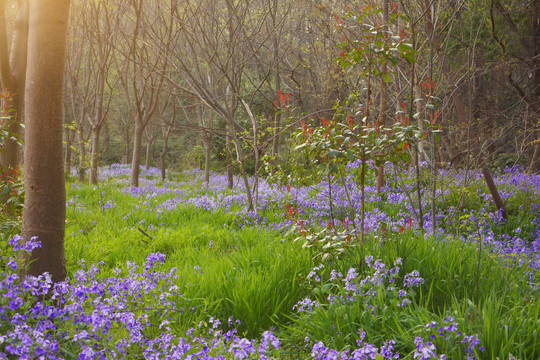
[
  {"left": 0, "top": 0, "right": 28, "bottom": 166},
  {"left": 0, "top": 0, "right": 28, "bottom": 184},
  {"left": 115, "top": 0, "right": 170, "bottom": 187},
  {"left": 21, "top": 0, "right": 71, "bottom": 282},
  {"left": 83, "top": 0, "right": 120, "bottom": 185},
  {"left": 65, "top": 8, "right": 94, "bottom": 181}
]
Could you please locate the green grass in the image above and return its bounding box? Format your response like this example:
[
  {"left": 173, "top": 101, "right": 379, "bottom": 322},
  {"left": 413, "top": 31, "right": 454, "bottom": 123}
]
[{"left": 59, "top": 171, "right": 540, "bottom": 359}]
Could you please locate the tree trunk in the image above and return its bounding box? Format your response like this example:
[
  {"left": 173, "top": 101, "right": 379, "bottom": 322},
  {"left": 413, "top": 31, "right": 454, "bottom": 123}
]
[
  {"left": 21, "top": 0, "right": 70, "bottom": 283},
  {"left": 130, "top": 121, "right": 143, "bottom": 187},
  {"left": 124, "top": 136, "right": 130, "bottom": 164},
  {"left": 145, "top": 137, "right": 153, "bottom": 170},
  {"left": 160, "top": 126, "right": 171, "bottom": 181},
  {"left": 229, "top": 118, "right": 253, "bottom": 210},
  {"left": 414, "top": 84, "right": 426, "bottom": 160},
  {"left": 0, "top": 0, "right": 28, "bottom": 173},
  {"left": 226, "top": 128, "right": 233, "bottom": 189},
  {"left": 78, "top": 129, "right": 86, "bottom": 182},
  {"left": 89, "top": 125, "right": 101, "bottom": 185},
  {"left": 270, "top": 0, "right": 280, "bottom": 172},
  {"left": 64, "top": 125, "right": 72, "bottom": 175},
  {"left": 423, "top": 0, "right": 507, "bottom": 219},
  {"left": 203, "top": 110, "right": 213, "bottom": 183},
  {"left": 103, "top": 121, "right": 110, "bottom": 155},
  {"left": 527, "top": 137, "right": 539, "bottom": 173},
  {"left": 204, "top": 132, "right": 212, "bottom": 183},
  {"left": 376, "top": 0, "right": 389, "bottom": 192}
]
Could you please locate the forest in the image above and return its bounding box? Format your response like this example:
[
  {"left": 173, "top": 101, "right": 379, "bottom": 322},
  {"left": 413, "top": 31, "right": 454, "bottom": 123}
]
[{"left": 0, "top": 0, "right": 539, "bottom": 359}]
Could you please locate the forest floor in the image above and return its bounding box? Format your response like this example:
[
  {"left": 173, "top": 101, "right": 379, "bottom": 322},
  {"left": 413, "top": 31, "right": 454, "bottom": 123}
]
[{"left": 1, "top": 162, "right": 539, "bottom": 359}]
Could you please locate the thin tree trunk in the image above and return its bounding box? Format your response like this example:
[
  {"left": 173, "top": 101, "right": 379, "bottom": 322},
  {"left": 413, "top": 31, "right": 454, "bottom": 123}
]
[
  {"left": 160, "top": 125, "right": 171, "bottom": 181},
  {"left": 415, "top": 84, "right": 425, "bottom": 160},
  {"left": 423, "top": 0, "right": 507, "bottom": 219},
  {"left": 528, "top": 141, "right": 539, "bottom": 173},
  {"left": 226, "top": 127, "right": 233, "bottom": 189},
  {"left": 229, "top": 118, "right": 253, "bottom": 210},
  {"left": 204, "top": 133, "right": 212, "bottom": 183},
  {"left": 64, "top": 125, "right": 73, "bottom": 174},
  {"left": 130, "top": 121, "right": 143, "bottom": 187},
  {"left": 124, "top": 136, "right": 130, "bottom": 164},
  {"left": 360, "top": 152, "right": 366, "bottom": 243},
  {"left": 242, "top": 99, "right": 259, "bottom": 209},
  {"left": 204, "top": 111, "right": 213, "bottom": 183},
  {"left": 78, "top": 129, "right": 86, "bottom": 182},
  {"left": 103, "top": 121, "right": 110, "bottom": 155},
  {"left": 145, "top": 138, "right": 153, "bottom": 170},
  {"left": 527, "top": 129, "right": 539, "bottom": 173},
  {"left": 89, "top": 125, "right": 101, "bottom": 185},
  {"left": 21, "top": 0, "right": 70, "bottom": 283},
  {"left": 270, "top": 0, "right": 281, "bottom": 172},
  {"left": 376, "top": 0, "right": 389, "bottom": 192}
]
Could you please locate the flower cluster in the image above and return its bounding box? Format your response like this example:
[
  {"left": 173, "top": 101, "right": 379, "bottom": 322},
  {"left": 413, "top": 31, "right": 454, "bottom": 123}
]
[
  {"left": 415, "top": 317, "right": 484, "bottom": 360},
  {"left": 0, "top": 235, "right": 280, "bottom": 359},
  {"left": 295, "top": 257, "right": 423, "bottom": 314},
  {"left": 84, "top": 163, "right": 540, "bottom": 271},
  {"left": 310, "top": 331, "right": 400, "bottom": 360}
]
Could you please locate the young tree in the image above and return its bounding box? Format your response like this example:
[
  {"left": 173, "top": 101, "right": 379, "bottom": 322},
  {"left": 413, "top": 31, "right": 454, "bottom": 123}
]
[
  {"left": 164, "top": 0, "right": 278, "bottom": 209},
  {"left": 83, "top": 0, "right": 119, "bottom": 185},
  {"left": 21, "top": 0, "right": 71, "bottom": 282},
  {"left": 116, "top": 0, "right": 170, "bottom": 187}
]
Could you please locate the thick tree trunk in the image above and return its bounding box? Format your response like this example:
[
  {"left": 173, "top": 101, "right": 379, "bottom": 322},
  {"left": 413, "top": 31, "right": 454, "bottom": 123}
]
[
  {"left": 130, "top": 121, "right": 143, "bottom": 187},
  {"left": 21, "top": 0, "right": 70, "bottom": 283},
  {"left": 89, "top": 125, "right": 101, "bottom": 185}
]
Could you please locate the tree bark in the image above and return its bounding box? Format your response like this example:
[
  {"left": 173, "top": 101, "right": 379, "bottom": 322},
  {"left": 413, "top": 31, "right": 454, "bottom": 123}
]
[
  {"left": 226, "top": 127, "right": 234, "bottom": 189},
  {"left": 64, "top": 125, "right": 73, "bottom": 174},
  {"left": 376, "top": 0, "right": 389, "bottom": 192},
  {"left": 103, "top": 121, "right": 110, "bottom": 155},
  {"left": 78, "top": 129, "right": 86, "bottom": 182},
  {"left": 527, "top": 135, "right": 539, "bottom": 173},
  {"left": 160, "top": 125, "right": 171, "bottom": 181},
  {"left": 271, "top": 0, "right": 281, "bottom": 171},
  {"left": 145, "top": 137, "right": 153, "bottom": 170},
  {"left": 89, "top": 125, "right": 101, "bottom": 185},
  {"left": 130, "top": 120, "right": 143, "bottom": 187},
  {"left": 124, "top": 135, "right": 130, "bottom": 164},
  {"left": 204, "top": 111, "right": 213, "bottom": 184},
  {"left": 229, "top": 120, "right": 253, "bottom": 210},
  {"left": 0, "top": 0, "right": 28, "bottom": 173},
  {"left": 204, "top": 132, "right": 212, "bottom": 183},
  {"left": 21, "top": 0, "right": 70, "bottom": 283}
]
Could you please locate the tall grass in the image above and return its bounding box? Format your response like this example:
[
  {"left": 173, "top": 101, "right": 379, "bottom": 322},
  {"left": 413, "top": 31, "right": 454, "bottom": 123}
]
[{"left": 55, "top": 166, "right": 540, "bottom": 359}]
